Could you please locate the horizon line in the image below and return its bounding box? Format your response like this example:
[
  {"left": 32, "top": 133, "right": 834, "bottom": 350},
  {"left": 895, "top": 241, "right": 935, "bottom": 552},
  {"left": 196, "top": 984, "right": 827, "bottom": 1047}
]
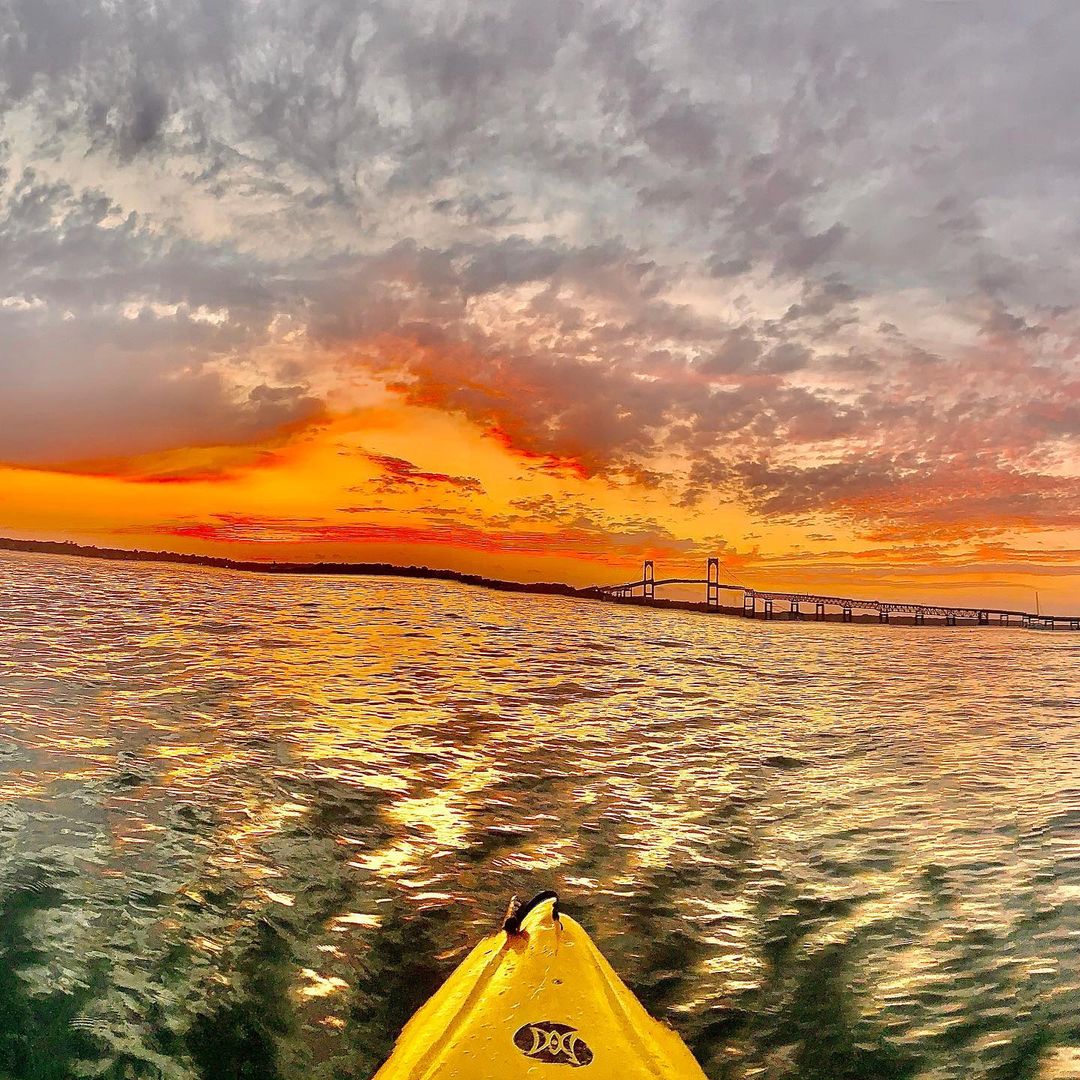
[{"left": 2, "top": 535, "right": 1077, "bottom": 626}]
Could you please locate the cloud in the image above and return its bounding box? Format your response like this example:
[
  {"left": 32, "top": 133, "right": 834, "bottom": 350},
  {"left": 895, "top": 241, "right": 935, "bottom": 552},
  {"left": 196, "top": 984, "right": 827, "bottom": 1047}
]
[
  {"left": 0, "top": 171, "right": 324, "bottom": 464},
  {"left": 700, "top": 456, "right": 1080, "bottom": 542},
  {"left": 0, "top": 0, "right": 1076, "bottom": 551},
  {"left": 140, "top": 510, "right": 704, "bottom": 564},
  {"left": 361, "top": 452, "right": 483, "bottom": 494}
]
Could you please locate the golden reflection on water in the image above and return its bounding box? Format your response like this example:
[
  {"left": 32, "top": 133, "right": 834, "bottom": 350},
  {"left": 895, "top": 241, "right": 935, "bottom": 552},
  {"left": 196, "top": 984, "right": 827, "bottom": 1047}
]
[{"left": 0, "top": 550, "right": 1079, "bottom": 1079}]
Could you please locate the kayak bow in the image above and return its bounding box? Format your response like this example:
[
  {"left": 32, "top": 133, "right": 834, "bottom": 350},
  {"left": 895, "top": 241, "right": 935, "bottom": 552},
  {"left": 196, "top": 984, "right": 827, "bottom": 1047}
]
[{"left": 373, "top": 891, "right": 708, "bottom": 1078}]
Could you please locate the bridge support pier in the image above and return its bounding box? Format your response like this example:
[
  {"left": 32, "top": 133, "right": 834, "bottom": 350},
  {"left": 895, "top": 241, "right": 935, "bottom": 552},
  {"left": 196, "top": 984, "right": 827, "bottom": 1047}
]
[
  {"left": 879, "top": 609, "right": 889, "bottom": 624},
  {"left": 1000, "top": 613, "right": 1009, "bottom": 626},
  {"left": 642, "top": 560, "right": 655, "bottom": 602},
  {"left": 742, "top": 593, "right": 755, "bottom": 617},
  {"left": 815, "top": 602, "right": 825, "bottom": 621},
  {"left": 790, "top": 601, "right": 800, "bottom": 620},
  {"left": 842, "top": 607, "right": 852, "bottom": 623},
  {"left": 978, "top": 610, "right": 989, "bottom": 625},
  {"left": 764, "top": 598, "right": 773, "bottom": 620},
  {"left": 706, "top": 557, "right": 720, "bottom": 608},
  {"left": 947, "top": 613, "right": 957, "bottom": 626},
  {"left": 915, "top": 610, "right": 925, "bottom": 626},
  {"left": 1071, "top": 619, "right": 1079, "bottom": 631}
]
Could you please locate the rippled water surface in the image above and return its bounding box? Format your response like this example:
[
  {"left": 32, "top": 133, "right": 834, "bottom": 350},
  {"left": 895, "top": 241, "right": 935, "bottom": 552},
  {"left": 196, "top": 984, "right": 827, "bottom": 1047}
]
[{"left": 1, "top": 552, "right": 1079, "bottom": 1079}]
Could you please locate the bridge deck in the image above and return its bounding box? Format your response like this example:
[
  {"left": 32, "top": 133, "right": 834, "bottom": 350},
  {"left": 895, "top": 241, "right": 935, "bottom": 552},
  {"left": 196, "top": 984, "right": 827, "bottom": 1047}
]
[{"left": 592, "top": 577, "right": 1078, "bottom": 625}]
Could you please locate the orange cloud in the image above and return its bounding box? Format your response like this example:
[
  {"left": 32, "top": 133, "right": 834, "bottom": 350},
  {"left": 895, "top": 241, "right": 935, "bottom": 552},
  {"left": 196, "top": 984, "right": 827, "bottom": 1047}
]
[
  {"left": 137, "top": 512, "right": 701, "bottom": 564},
  {"left": 361, "top": 452, "right": 484, "bottom": 494}
]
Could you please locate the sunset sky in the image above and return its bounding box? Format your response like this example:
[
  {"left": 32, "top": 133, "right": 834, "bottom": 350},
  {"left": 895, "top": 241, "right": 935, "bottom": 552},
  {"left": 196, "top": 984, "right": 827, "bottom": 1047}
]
[{"left": 1, "top": 1, "right": 1078, "bottom": 611}]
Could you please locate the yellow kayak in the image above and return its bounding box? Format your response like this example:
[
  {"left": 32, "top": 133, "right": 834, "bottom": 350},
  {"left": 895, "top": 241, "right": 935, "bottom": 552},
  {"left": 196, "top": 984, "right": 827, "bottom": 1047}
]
[{"left": 373, "top": 891, "right": 708, "bottom": 1078}]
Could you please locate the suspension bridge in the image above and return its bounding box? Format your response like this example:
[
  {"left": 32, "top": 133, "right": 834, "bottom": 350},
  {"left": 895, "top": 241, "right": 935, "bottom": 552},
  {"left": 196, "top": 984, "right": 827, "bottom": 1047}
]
[{"left": 587, "top": 559, "right": 1080, "bottom": 630}]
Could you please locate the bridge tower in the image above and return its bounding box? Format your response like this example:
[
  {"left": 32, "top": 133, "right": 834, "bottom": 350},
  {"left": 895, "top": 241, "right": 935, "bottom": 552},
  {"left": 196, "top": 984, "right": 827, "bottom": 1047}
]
[
  {"left": 642, "top": 560, "right": 655, "bottom": 601},
  {"left": 706, "top": 557, "right": 720, "bottom": 608}
]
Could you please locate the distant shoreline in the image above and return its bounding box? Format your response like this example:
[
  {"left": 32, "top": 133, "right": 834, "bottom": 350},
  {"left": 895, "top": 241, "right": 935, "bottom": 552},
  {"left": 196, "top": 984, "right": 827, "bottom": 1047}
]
[
  {"left": 1, "top": 536, "right": 1072, "bottom": 627},
  {"left": 0, "top": 535, "right": 602, "bottom": 596},
  {"left": 1, "top": 534, "right": 709, "bottom": 606},
  {"left": 0, "top": 535, "right": 769, "bottom": 620}
]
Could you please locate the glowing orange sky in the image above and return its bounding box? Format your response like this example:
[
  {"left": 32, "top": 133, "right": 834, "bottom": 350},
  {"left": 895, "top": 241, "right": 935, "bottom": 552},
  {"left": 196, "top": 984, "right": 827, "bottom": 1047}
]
[{"left": 3, "top": 394, "right": 1078, "bottom": 613}]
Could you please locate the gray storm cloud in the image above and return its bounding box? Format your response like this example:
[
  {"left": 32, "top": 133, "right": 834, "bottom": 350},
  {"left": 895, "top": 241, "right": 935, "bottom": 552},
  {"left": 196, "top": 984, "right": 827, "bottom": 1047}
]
[{"left": 0, "top": 0, "right": 1077, "bottom": 535}]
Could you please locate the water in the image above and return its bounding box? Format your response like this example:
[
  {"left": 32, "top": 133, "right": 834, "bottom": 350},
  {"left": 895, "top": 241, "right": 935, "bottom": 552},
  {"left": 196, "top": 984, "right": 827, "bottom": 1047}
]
[{"left": 0, "top": 551, "right": 1078, "bottom": 1079}]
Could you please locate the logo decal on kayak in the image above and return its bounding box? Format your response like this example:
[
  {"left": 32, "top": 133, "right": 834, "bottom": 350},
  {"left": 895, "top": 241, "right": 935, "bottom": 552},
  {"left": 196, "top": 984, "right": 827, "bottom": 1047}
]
[{"left": 513, "top": 1021, "right": 594, "bottom": 1067}]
